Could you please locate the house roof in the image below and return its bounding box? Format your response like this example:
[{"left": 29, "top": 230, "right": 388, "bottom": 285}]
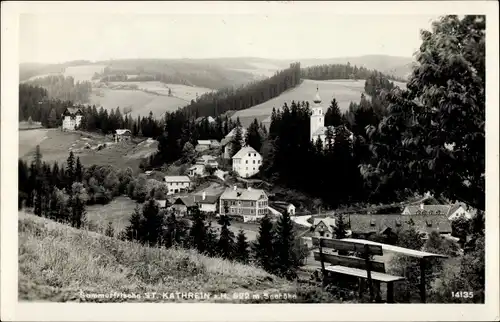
[
  {"left": 232, "top": 146, "right": 260, "bottom": 159},
  {"left": 312, "top": 217, "right": 336, "bottom": 233},
  {"left": 347, "top": 214, "right": 452, "bottom": 235},
  {"left": 193, "top": 194, "right": 219, "bottom": 204},
  {"left": 197, "top": 140, "right": 212, "bottom": 145},
  {"left": 155, "top": 200, "right": 167, "bottom": 208},
  {"left": 116, "top": 129, "right": 131, "bottom": 135},
  {"left": 64, "top": 107, "right": 83, "bottom": 115},
  {"left": 220, "top": 187, "right": 267, "bottom": 201},
  {"left": 403, "top": 205, "right": 452, "bottom": 216},
  {"left": 164, "top": 176, "right": 191, "bottom": 183},
  {"left": 174, "top": 194, "right": 219, "bottom": 206},
  {"left": 198, "top": 155, "right": 217, "bottom": 162}
]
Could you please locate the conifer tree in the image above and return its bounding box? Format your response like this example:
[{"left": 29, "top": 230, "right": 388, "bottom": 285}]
[
  {"left": 141, "top": 198, "right": 163, "bottom": 246},
  {"left": 105, "top": 221, "right": 115, "bottom": 237},
  {"left": 205, "top": 222, "right": 218, "bottom": 257},
  {"left": 230, "top": 126, "right": 244, "bottom": 158},
  {"left": 189, "top": 207, "right": 207, "bottom": 253},
  {"left": 325, "top": 98, "right": 342, "bottom": 127},
  {"left": 253, "top": 214, "right": 276, "bottom": 273},
  {"left": 75, "top": 157, "right": 83, "bottom": 182},
  {"left": 246, "top": 118, "right": 263, "bottom": 152},
  {"left": 274, "top": 210, "right": 298, "bottom": 279},
  {"left": 217, "top": 215, "right": 235, "bottom": 259},
  {"left": 235, "top": 229, "right": 250, "bottom": 264},
  {"left": 125, "top": 205, "right": 143, "bottom": 241},
  {"left": 33, "top": 146, "right": 43, "bottom": 216},
  {"left": 334, "top": 214, "right": 348, "bottom": 239},
  {"left": 66, "top": 151, "right": 75, "bottom": 189}
]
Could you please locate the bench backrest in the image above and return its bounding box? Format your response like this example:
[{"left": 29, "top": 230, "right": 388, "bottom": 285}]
[{"left": 312, "top": 237, "right": 386, "bottom": 273}]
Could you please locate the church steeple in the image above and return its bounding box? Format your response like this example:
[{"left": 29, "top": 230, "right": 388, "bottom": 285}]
[{"left": 313, "top": 86, "right": 322, "bottom": 104}]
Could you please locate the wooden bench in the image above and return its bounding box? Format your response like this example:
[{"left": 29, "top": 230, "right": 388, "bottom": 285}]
[{"left": 312, "top": 237, "right": 405, "bottom": 303}]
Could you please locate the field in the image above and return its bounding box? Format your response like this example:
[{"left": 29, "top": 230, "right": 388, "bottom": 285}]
[
  {"left": 19, "top": 211, "right": 327, "bottom": 303},
  {"left": 64, "top": 64, "right": 107, "bottom": 82},
  {"left": 232, "top": 79, "right": 407, "bottom": 127},
  {"left": 19, "top": 129, "right": 157, "bottom": 172},
  {"left": 86, "top": 196, "right": 139, "bottom": 234},
  {"left": 89, "top": 81, "right": 212, "bottom": 118}
]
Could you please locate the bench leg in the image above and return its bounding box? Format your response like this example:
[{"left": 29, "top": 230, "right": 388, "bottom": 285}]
[
  {"left": 387, "top": 282, "right": 394, "bottom": 303},
  {"left": 374, "top": 281, "right": 382, "bottom": 303}
]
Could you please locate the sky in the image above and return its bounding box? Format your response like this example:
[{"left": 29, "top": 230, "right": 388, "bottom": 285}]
[{"left": 19, "top": 12, "right": 439, "bottom": 64}]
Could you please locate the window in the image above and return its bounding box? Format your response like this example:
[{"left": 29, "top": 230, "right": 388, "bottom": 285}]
[
  {"left": 250, "top": 210, "right": 254, "bottom": 214},
  {"left": 253, "top": 160, "right": 255, "bottom": 164},
  {"left": 258, "top": 160, "right": 261, "bottom": 164},
  {"left": 246, "top": 167, "right": 248, "bottom": 170},
  {"left": 246, "top": 160, "right": 248, "bottom": 164},
  {"left": 370, "top": 219, "right": 376, "bottom": 227},
  {"left": 254, "top": 153, "right": 256, "bottom": 157},
  {"left": 426, "top": 220, "right": 432, "bottom": 227},
  {"left": 248, "top": 153, "right": 251, "bottom": 157}
]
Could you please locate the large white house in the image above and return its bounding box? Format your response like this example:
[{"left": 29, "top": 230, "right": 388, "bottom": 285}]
[
  {"left": 310, "top": 87, "right": 353, "bottom": 146},
  {"left": 62, "top": 107, "right": 83, "bottom": 131},
  {"left": 232, "top": 146, "right": 262, "bottom": 178},
  {"left": 219, "top": 186, "right": 268, "bottom": 222},
  {"left": 164, "top": 176, "right": 191, "bottom": 195}
]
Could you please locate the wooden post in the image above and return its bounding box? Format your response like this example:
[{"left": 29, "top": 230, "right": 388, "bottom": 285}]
[
  {"left": 387, "top": 282, "right": 394, "bottom": 303},
  {"left": 420, "top": 258, "right": 426, "bottom": 303},
  {"left": 374, "top": 281, "right": 382, "bottom": 303},
  {"left": 364, "top": 244, "right": 374, "bottom": 302},
  {"left": 319, "top": 238, "right": 326, "bottom": 286},
  {"left": 358, "top": 278, "right": 363, "bottom": 299}
]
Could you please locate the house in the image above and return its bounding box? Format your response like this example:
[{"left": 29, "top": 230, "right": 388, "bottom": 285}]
[
  {"left": 346, "top": 213, "right": 452, "bottom": 239},
  {"left": 219, "top": 186, "right": 268, "bottom": 222},
  {"left": 155, "top": 199, "right": 168, "bottom": 209},
  {"left": 271, "top": 201, "right": 296, "bottom": 216},
  {"left": 196, "top": 155, "right": 219, "bottom": 168},
  {"left": 402, "top": 204, "right": 452, "bottom": 216},
  {"left": 193, "top": 192, "right": 219, "bottom": 213},
  {"left": 195, "top": 140, "right": 212, "bottom": 152},
  {"left": 188, "top": 164, "right": 206, "bottom": 177},
  {"left": 164, "top": 176, "right": 191, "bottom": 195},
  {"left": 232, "top": 146, "right": 262, "bottom": 178},
  {"left": 61, "top": 107, "right": 83, "bottom": 131},
  {"left": 115, "top": 129, "right": 132, "bottom": 142},
  {"left": 309, "top": 87, "right": 354, "bottom": 146},
  {"left": 221, "top": 127, "right": 247, "bottom": 159},
  {"left": 311, "top": 217, "right": 336, "bottom": 238},
  {"left": 448, "top": 203, "right": 475, "bottom": 220},
  {"left": 210, "top": 140, "right": 221, "bottom": 149},
  {"left": 195, "top": 116, "right": 216, "bottom": 124},
  {"left": 170, "top": 192, "right": 219, "bottom": 215}
]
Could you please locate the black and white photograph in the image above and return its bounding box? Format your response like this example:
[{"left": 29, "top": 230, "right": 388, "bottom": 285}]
[{"left": 1, "top": 1, "right": 499, "bottom": 321}]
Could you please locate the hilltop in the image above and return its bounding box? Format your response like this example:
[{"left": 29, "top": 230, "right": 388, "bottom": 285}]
[{"left": 18, "top": 211, "right": 335, "bottom": 303}]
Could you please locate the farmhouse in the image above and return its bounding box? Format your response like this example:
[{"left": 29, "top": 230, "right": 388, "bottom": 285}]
[
  {"left": 310, "top": 87, "right": 354, "bottom": 145},
  {"left": 196, "top": 155, "right": 219, "bottom": 168},
  {"left": 195, "top": 140, "right": 212, "bottom": 152},
  {"left": 219, "top": 186, "right": 268, "bottom": 222},
  {"left": 188, "top": 164, "right": 206, "bottom": 177},
  {"left": 170, "top": 197, "right": 195, "bottom": 215},
  {"left": 193, "top": 192, "right": 219, "bottom": 213},
  {"left": 221, "top": 127, "right": 247, "bottom": 159},
  {"left": 61, "top": 107, "right": 83, "bottom": 131},
  {"left": 346, "top": 213, "right": 452, "bottom": 239},
  {"left": 210, "top": 140, "right": 221, "bottom": 149},
  {"left": 164, "top": 176, "right": 191, "bottom": 195},
  {"left": 311, "top": 217, "right": 336, "bottom": 238},
  {"left": 115, "top": 129, "right": 132, "bottom": 142},
  {"left": 447, "top": 203, "right": 475, "bottom": 220},
  {"left": 232, "top": 146, "right": 262, "bottom": 178}
]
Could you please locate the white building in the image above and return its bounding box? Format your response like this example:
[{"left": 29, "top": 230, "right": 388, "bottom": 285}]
[
  {"left": 219, "top": 186, "right": 268, "bottom": 222},
  {"left": 196, "top": 155, "right": 219, "bottom": 168},
  {"left": 194, "top": 192, "right": 219, "bottom": 213},
  {"left": 195, "top": 140, "right": 212, "bottom": 152},
  {"left": 164, "top": 176, "right": 191, "bottom": 195},
  {"left": 62, "top": 107, "right": 83, "bottom": 131},
  {"left": 310, "top": 87, "right": 354, "bottom": 146},
  {"left": 115, "top": 129, "right": 132, "bottom": 142},
  {"left": 311, "top": 217, "right": 337, "bottom": 238},
  {"left": 232, "top": 146, "right": 262, "bottom": 178}
]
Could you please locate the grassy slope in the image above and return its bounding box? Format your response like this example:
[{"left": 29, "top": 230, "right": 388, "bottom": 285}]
[
  {"left": 19, "top": 212, "right": 333, "bottom": 303},
  {"left": 232, "top": 79, "right": 407, "bottom": 127}
]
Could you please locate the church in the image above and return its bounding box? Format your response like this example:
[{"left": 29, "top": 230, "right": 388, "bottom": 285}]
[{"left": 310, "top": 86, "right": 353, "bottom": 146}]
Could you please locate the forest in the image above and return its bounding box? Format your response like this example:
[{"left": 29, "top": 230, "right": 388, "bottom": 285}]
[
  {"left": 301, "top": 63, "right": 405, "bottom": 82},
  {"left": 181, "top": 63, "right": 302, "bottom": 118},
  {"left": 24, "top": 75, "right": 92, "bottom": 104}
]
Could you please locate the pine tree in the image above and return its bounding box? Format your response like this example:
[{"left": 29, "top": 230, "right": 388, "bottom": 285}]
[
  {"left": 125, "top": 205, "right": 143, "bottom": 241},
  {"left": 189, "top": 207, "right": 207, "bottom": 253},
  {"left": 217, "top": 215, "right": 235, "bottom": 259},
  {"left": 66, "top": 151, "right": 75, "bottom": 189},
  {"left": 234, "top": 229, "right": 250, "bottom": 264},
  {"left": 246, "top": 119, "right": 263, "bottom": 152},
  {"left": 334, "top": 214, "right": 348, "bottom": 239},
  {"left": 75, "top": 157, "right": 83, "bottom": 182},
  {"left": 33, "top": 145, "right": 43, "bottom": 216},
  {"left": 141, "top": 198, "right": 163, "bottom": 246},
  {"left": 70, "top": 182, "right": 87, "bottom": 229},
  {"left": 325, "top": 98, "right": 342, "bottom": 127},
  {"left": 230, "top": 126, "right": 244, "bottom": 158},
  {"left": 274, "top": 210, "right": 297, "bottom": 279},
  {"left": 205, "top": 222, "right": 218, "bottom": 257},
  {"left": 253, "top": 214, "right": 275, "bottom": 273}
]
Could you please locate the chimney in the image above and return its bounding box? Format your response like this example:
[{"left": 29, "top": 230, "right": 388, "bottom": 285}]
[
  {"left": 420, "top": 203, "right": 425, "bottom": 210},
  {"left": 247, "top": 187, "right": 251, "bottom": 191},
  {"left": 233, "top": 185, "right": 237, "bottom": 191},
  {"left": 202, "top": 191, "right": 206, "bottom": 200}
]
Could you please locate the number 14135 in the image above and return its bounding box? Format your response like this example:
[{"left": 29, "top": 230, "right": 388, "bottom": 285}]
[{"left": 451, "top": 291, "right": 474, "bottom": 299}]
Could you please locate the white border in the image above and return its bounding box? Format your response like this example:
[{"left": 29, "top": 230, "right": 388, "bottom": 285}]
[{"left": 1, "top": 1, "right": 499, "bottom": 321}]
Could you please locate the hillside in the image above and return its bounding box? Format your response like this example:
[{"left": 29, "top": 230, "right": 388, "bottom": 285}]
[
  {"left": 18, "top": 211, "right": 333, "bottom": 302},
  {"left": 231, "top": 79, "right": 406, "bottom": 128}
]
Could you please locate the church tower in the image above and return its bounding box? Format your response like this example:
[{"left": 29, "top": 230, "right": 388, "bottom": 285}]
[{"left": 310, "top": 86, "right": 325, "bottom": 141}]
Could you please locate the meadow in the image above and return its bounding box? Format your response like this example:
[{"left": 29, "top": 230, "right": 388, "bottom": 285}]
[
  {"left": 19, "top": 129, "right": 157, "bottom": 172},
  {"left": 232, "top": 79, "right": 406, "bottom": 127},
  {"left": 19, "top": 211, "right": 327, "bottom": 303}
]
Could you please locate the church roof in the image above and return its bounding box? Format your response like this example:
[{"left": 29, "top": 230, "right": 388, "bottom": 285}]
[
  {"left": 313, "top": 86, "right": 322, "bottom": 104},
  {"left": 312, "top": 125, "right": 355, "bottom": 140}
]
